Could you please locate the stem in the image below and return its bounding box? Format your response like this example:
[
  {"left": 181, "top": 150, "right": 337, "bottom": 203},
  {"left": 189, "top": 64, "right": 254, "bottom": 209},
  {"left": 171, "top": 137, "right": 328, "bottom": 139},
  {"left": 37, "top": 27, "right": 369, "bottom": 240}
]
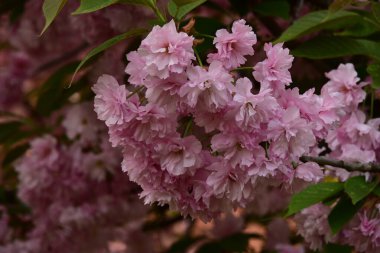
[
  {"left": 127, "top": 86, "right": 144, "bottom": 99},
  {"left": 370, "top": 88, "right": 375, "bottom": 119},
  {"left": 194, "top": 48, "right": 203, "bottom": 67},
  {"left": 194, "top": 31, "right": 215, "bottom": 40},
  {"left": 182, "top": 119, "right": 193, "bottom": 137},
  {"left": 300, "top": 155, "right": 380, "bottom": 173},
  {"left": 231, "top": 66, "right": 254, "bottom": 72},
  {"left": 151, "top": 4, "right": 166, "bottom": 24}
]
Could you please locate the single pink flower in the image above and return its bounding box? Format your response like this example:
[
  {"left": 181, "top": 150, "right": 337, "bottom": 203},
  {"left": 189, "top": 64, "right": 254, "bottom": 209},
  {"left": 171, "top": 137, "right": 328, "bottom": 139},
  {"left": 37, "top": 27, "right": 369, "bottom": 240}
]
[
  {"left": 207, "top": 19, "right": 257, "bottom": 69},
  {"left": 253, "top": 43, "right": 294, "bottom": 87}
]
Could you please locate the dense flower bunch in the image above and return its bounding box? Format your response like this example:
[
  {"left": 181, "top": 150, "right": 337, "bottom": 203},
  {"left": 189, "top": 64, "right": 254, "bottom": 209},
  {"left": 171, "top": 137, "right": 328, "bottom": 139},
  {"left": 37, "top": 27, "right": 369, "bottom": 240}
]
[
  {"left": 0, "top": 103, "right": 152, "bottom": 253},
  {"left": 93, "top": 19, "right": 380, "bottom": 252}
]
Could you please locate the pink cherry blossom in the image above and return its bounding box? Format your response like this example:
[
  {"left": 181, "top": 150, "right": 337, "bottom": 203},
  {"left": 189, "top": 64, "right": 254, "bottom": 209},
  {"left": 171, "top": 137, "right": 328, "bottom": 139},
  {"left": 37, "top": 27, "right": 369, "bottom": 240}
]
[
  {"left": 179, "top": 61, "right": 234, "bottom": 109},
  {"left": 93, "top": 75, "right": 138, "bottom": 126},
  {"left": 207, "top": 19, "right": 257, "bottom": 69},
  {"left": 253, "top": 43, "right": 294, "bottom": 87},
  {"left": 154, "top": 136, "right": 202, "bottom": 176},
  {"left": 135, "top": 20, "right": 195, "bottom": 79}
]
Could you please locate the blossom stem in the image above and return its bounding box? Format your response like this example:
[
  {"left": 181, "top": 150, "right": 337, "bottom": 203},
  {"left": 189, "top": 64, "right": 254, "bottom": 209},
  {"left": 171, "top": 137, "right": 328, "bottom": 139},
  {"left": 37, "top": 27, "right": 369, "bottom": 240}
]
[
  {"left": 370, "top": 88, "right": 375, "bottom": 119},
  {"left": 126, "top": 86, "right": 144, "bottom": 99},
  {"left": 194, "top": 31, "right": 215, "bottom": 39},
  {"left": 194, "top": 48, "right": 203, "bottom": 67},
  {"left": 183, "top": 119, "right": 193, "bottom": 137},
  {"left": 231, "top": 66, "right": 254, "bottom": 72},
  {"left": 300, "top": 155, "right": 380, "bottom": 172}
]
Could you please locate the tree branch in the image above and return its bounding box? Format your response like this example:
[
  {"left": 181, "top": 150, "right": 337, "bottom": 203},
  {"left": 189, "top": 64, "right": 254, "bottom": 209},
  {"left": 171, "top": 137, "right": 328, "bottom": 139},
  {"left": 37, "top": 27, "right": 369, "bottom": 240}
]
[{"left": 300, "top": 155, "right": 380, "bottom": 173}]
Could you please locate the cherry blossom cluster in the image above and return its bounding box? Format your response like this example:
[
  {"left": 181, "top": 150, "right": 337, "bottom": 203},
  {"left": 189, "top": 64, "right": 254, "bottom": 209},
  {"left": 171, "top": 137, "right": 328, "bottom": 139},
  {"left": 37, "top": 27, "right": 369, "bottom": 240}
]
[
  {"left": 93, "top": 19, "right": 380, "bottom": 224},
  {"left": 0, "top": 103, "right": 153, "bottom": 253}
]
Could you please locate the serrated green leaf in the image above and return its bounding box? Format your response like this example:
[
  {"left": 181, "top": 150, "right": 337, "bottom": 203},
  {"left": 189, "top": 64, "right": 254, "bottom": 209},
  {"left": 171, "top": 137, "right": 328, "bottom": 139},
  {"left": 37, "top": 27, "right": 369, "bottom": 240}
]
[
  {"left": 168, "top": 0, "right": 207, "bottom": 20},
  {"left": 41, "top": 0, "right": 67, "bottom": 34},
  {"left": 372, "top": 2, "right": 380, "bottom": 24},
  {"left": 254, "top": 0, "right": 290, "bottom": 19},
  {"left": 275, "top": 10, "right": 359, "bottom": 43},
  {"left": 287, "top": 182, "right": 344, "bottom": 216},
  {"left": 344, "top": 176, "right": 378, "bottom": 204},
  {"left": 328, "top": 195, "right": 363, "bottom": 234},
  {"left": 367, "top": 63, "right": 380, "bottom": 89},
  {"left": 70, "top": 28, "right": 146, "bottom": 85},
  {"left": 291, "top": 36, "right": 380, "bottom": 61}
]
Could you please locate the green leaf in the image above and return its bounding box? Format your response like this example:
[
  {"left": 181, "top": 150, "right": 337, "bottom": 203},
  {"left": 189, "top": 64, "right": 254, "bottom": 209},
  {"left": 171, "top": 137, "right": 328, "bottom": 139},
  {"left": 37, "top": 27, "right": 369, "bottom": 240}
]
[
  {"left": 168, "top": 0, "right": 178, "bottom": 18},
  {"left": 372, "top": 1, "right": 380, "bottom": 24},
  {"left": 166, "top": 236, "right": 203, "bottom": 253},
  {"left": 344, "top": 176, "right": 378, "bottom": 204},
  {"left": 196, "top": 233, "right": 261, "bottom": 253},
  {"left": 70, "top": 28, "right": 146, "bottom": 85},
  {"left": 254, "top": 0, "right": 290, "bottom": 19},
  {"left": 36, "top": 62, "right": 79, "bottom": 116},
  {"left": 73, "top": 0, "right": 118, "bottom": 14},
  {"left": 73, "top": 0, "right": 155, "bottom": 14},
  {"left": 173, "top": 0, "right": 200, "bottom": 5},
  {"left": 2, "top": 144, "right": 29, "bottom": 167},
  {"left": 328, "top": 195, "right": 363, "bottom": 234},
  {"left": 328, "top": 0, "right": 353, "bottom": 14},
  {"left": 275, "top": 10, "right": 359, "bottom": 43},
  {"left": 367, "top": 63, "right": 380, "bottom": 89},
  {"left": 0, "top": 122, "right": 23, "bottom": 144},
  {"left": 324, "top": 243, "right": 352, "bottom": 253},
  {"left": 373, "top": 185, "right": 380, "bottom": 197},
  {"left": 291, "top": 36, "right": 380, "bottom": 61},
  {"left": 41, "top": 0, "right": 67, "bottom": 34},
  {"left": 168, "top": 0, "right": 207, "bottom": 20},
  {"left": 287, "top": 182, "right": 344, "bottom": 216}
]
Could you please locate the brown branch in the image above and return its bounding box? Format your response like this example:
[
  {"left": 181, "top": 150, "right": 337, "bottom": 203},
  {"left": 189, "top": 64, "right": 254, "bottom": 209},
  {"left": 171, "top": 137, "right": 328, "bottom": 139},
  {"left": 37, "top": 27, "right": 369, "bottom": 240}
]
[{"left": 300, "top": 155, "right": 380, "bottom": 173}]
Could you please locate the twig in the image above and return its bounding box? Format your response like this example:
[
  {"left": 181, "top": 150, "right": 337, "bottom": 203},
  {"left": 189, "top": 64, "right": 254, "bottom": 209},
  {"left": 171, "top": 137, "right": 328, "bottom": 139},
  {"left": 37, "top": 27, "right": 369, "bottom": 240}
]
[{"left": 300, "top": 155, "right": 380, "bottom": 173}]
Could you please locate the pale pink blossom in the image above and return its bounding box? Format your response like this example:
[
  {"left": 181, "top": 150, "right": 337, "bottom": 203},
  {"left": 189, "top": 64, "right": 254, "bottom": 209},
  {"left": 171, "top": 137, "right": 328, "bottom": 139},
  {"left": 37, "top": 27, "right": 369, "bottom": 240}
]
[
  {"left": 268, "top": 107, "right": 316, "bottom": 159},
  {"left": 179, "top": 61, "right": 234, "bottom": 109},
  {"left": 233, "top": 77, "right": 278, "bottom": 129},
  {"left": 93, "top": 75, "right": 137, "bottom": 126},
  {"left": 207, "top": 19, "right": 257, "bottom": 69},
  {"left": 253, "top": 43, "right": 294, "bottom": 87},
  {"left": 154, "top": 136, "right": 202, "bottom": 176},
  {"left": 136, "top": 20, "right": 195, "bottom": 79},
  {"left": 322, "top": 63, "right": 366, "bottom": 110}
]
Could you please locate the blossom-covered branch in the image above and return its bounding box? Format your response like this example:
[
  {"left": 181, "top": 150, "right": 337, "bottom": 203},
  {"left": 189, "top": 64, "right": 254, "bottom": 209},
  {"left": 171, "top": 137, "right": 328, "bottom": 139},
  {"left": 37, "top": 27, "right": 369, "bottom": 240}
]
[{"left": 300, "top": 155, "right": 380, "bottom": 173}]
